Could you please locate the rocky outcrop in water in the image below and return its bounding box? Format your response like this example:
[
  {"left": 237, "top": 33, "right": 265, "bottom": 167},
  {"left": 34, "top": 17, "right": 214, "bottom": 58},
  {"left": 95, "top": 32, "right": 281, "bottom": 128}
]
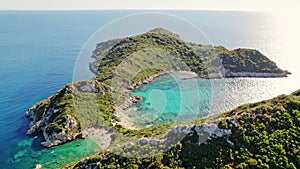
[
  {"left": 119, "top": 96, "right": 142, "bottom": 110},
  {"left": 25, "top": 85, "right": 84, "bottom": 147}
]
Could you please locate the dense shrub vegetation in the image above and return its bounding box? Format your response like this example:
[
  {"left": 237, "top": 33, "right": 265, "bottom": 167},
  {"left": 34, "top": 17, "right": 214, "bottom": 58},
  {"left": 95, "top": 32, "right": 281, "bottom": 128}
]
[
  {"left": 92, "top": 28, "right": 287, "bottom": 80},
  {"left": 64, "top": 90, "right": 300, "bottom": 169},
  {"left": 219, "top": 48, "right": 285, "bottom": 73},
  {"left": 39, "top": 85, "right": 81, "bottom": 136},
  {"left": 87, "top": 28, "right": 288, "bottom": 131},
  {"left": 31, "top": 28, "right": 288, "bottom": 138},
  {"left": 27, "top": 28, "right": 294, "bottom": 168}
]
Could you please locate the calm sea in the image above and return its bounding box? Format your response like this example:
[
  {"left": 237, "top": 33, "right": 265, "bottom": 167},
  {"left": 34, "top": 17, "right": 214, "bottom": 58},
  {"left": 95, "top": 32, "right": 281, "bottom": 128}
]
[{"left": 0, "top": 10, "right": 299, "bottom": 168}]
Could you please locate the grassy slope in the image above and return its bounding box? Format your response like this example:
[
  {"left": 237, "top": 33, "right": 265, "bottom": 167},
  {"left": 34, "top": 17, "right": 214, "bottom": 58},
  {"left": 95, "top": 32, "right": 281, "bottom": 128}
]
[
  {"left": 93, "top": 28, "right": 287, "bottom": 80},
  {"left": 87, "top": 27, "right": 288, "bottom": 131},
  {"left": 63, "top": 89, "right": 300, "bottom": 169},
  {"left": 27, "top": 84, "right": 81, "bottom": 137},
  {"left": 27, "top": 28, "right": 289, "bottom": 148},
  {"left": 219, "top": 48, "right": 284, "bottom": 73}
]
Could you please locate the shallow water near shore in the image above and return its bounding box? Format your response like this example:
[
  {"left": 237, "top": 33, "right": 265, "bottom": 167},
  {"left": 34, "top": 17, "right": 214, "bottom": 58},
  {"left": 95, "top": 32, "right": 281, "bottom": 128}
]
[
  {"left": 11, "top": 136, "right": 99, "bottom": 169},
  {"left": 128, "top": 72, "right": 299, "bottom": 128},
  {"left": 0, "top": 10, "right": 299, "bottom": 169},
  {"left": 127, "top": 72, "right": 211, "bottom": 127}
]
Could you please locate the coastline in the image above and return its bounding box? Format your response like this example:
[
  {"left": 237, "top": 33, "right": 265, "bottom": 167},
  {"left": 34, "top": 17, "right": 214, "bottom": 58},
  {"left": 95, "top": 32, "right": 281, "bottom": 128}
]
[
  {"left": 127, "top": 70, "right": 200, "bottom": 90},
  {"left": 125, "top": 69, "right": 289, "bottom": 91},
  {"left": 25, "top": 69, "right": 291, "bottom": 140},
  {"left": 114, "top": 71, "right": 176, "bottom": 130},
  {"left": 114, "top": 70, "right": 198, "bottom": 130},
  {"left": 222, "top": 71, "right": 289, "bottom": 78},
  {"left": 128, "top": 70, "right": 290, "bottom": 90},
  {"left": 113, "top": 69, "right": 290, "bottom": 130},
  {"left": 127, "top": 70, "right": 175, "bottom": 90}
]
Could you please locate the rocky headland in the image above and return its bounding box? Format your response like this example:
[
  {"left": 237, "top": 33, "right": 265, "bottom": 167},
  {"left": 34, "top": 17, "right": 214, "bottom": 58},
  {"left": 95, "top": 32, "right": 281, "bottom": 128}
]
[{"left": 26, "top": 28, "right": 291, "bottom": 148}]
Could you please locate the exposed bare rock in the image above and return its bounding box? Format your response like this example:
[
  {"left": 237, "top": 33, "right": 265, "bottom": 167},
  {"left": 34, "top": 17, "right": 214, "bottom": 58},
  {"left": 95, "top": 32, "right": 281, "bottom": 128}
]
[
  {"left": 35, "top": 164, "right": 42, "bottom": 169},
  {"left": 25, "top": 85, "right": 84, "bottom": 147},
  {"left": 41, "top": 115, "right": 83, "bottom": 147}
]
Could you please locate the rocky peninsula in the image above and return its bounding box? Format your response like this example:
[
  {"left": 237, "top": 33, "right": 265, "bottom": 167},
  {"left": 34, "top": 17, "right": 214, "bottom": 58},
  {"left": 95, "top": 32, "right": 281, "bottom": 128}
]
[{"left": 26, "top": 28, "right": 290, "bottom": 148}]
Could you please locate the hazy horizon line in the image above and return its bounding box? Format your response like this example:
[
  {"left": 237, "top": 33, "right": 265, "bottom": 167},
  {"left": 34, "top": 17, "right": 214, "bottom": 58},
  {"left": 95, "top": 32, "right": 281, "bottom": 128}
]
[{"left": 0, "top": 8, "right": 270, "bottom": 12}]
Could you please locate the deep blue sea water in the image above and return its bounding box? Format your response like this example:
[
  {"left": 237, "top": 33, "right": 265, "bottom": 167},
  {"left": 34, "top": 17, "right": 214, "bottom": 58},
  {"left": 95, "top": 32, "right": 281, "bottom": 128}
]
[{"left": 0, "top": 10, "right": 299, "bottom": 168}]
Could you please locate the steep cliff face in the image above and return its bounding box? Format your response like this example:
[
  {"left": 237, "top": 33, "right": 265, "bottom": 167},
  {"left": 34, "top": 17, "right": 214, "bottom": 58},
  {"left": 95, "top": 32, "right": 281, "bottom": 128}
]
[
  {"left": 26, "top": 28, "right": 291, "bottom": 148},
  {"left": 25, "top": 85, "right": 84, "bottom": 147},
  {"left": 25, "top": 80, "right": 103, "bottom": 147},
  {"left": 41, "top": 115, "right": 82, "bottom": 147}
]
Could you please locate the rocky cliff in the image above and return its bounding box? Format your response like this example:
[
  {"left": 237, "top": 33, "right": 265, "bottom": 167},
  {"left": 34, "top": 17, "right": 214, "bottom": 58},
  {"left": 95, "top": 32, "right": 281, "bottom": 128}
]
[
  {"left": 25, "top": 85, "right": 84, "bottom": 147},
  {"left": 26, "top": 28, "right": 290, "bottom": 148}
]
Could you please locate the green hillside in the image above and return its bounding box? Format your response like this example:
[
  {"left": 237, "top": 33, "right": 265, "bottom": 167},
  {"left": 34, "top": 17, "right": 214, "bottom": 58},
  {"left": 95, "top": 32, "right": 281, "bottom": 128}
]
[
  {"left": 25, "top": 28, "right": 290, "bottom": 156},
  {"left": 63, "top": 89, "right": 300, "bottom": 169}
]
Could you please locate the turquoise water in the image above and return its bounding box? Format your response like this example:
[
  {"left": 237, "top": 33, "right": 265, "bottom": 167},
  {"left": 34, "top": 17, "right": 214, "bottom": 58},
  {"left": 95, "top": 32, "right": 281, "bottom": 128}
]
[
  {"left": 127, "top": 72, "right": 211, "bottom": 127},
  {"left": 0, "top": 11, "right": 132, "bottom": 169},
  {"left": 0, "top": 10, "right": 299, "bottom": 168},
  {"left": 11, "top": 136, "right": 99, "bottom": 168},
  {"left": 129, "top": 73, "right": 299, "bottom": 128}
]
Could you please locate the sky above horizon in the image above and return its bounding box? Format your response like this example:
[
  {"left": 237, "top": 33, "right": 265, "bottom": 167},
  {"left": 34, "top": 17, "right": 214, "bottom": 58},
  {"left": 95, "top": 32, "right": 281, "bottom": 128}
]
[{"left": 0, "top": 0, "right": 299, "bottom": 11}]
